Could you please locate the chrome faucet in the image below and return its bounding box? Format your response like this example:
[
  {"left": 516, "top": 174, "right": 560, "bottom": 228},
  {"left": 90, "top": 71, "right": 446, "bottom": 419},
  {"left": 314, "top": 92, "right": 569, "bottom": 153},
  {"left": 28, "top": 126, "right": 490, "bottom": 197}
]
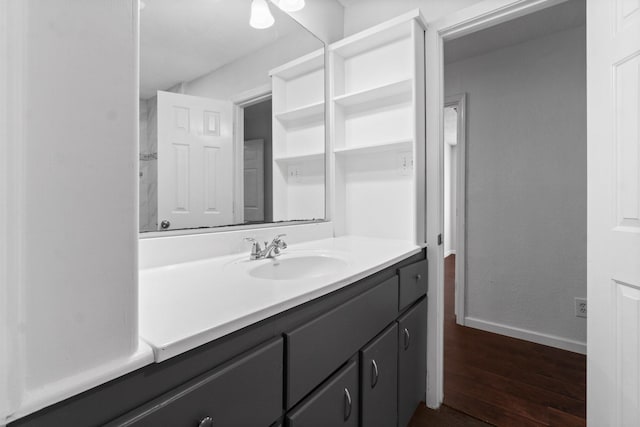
[{"left": 245, "top": 234, "right": 287, "bottom": 260}]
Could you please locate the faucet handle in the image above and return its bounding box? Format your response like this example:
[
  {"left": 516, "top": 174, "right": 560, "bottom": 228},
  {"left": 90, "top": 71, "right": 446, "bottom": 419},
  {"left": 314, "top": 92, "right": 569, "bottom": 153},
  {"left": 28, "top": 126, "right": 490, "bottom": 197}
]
[
  {"left": 273, "top": 233, "right": 287, "bottom": 241},
  {"left": 244, "top": 237, "right": 262, "bottom": 259}
]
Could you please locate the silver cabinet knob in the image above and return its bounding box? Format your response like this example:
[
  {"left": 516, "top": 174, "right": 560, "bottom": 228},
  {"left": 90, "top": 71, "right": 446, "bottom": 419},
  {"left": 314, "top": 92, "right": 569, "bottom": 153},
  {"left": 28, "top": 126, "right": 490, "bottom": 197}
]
[
  {"left": 416, "top": 274, "right": 422, "bottom": 280},
  {"left": 160, "top": 220, "right": 170, "bottom": 229},
  {"left": 198, "top": 416, "right": 214, "bottom": 427}
]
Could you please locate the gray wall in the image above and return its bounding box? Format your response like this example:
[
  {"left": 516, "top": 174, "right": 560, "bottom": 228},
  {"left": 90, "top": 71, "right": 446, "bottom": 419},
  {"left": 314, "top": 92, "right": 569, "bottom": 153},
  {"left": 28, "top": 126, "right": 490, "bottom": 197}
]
[{"left": 444, "top": 25, "right": 587, "bottom": 349}]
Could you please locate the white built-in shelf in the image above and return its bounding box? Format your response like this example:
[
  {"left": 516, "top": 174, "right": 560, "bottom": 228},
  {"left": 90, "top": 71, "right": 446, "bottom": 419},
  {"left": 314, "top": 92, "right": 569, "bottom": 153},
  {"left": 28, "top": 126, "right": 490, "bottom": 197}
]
[
  {"left": 330, "top": 10, "right": 423, "bottom": 58},
  {"left": 274, "top": 101, "right": 325, "bottom": 127},
  {"left": 274, "top": 152, "right": 325, "bottom": 163},
  {"left": 270, "top": 48, "right": 324, "bottom": 80},
  {"left": 334, "top": 139, "right": 412, "bottom": 156},
  {"left": 334, "top": 79, "right": 412, "bottom": 111}
]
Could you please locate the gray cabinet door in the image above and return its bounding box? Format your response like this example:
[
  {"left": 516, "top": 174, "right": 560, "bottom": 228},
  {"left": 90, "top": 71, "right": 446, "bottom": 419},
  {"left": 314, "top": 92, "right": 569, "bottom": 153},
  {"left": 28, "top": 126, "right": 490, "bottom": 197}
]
[
  {"left": 360, "top": 323, "right": 398, "bottom": 427},
  {"left": 106, "top": 338, "right": 283, "bottom": 427},
  {"left": 397, "top": 298, "right": 427, "bottom": 427},
  {"left": 286, "top": 359, "right": 359, "bottom": 427}
]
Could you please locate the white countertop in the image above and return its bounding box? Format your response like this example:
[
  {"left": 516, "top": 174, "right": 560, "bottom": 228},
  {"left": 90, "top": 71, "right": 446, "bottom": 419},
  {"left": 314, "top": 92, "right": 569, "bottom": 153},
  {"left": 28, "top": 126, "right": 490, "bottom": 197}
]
[{"left": 139, "top": 236, "right": 421, "bottom": 362}]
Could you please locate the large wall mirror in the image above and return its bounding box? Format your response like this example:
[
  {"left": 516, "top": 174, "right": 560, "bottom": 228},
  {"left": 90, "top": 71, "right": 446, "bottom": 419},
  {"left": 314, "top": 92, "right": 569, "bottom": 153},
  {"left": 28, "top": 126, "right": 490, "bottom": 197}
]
[{"left": 139, "top": 0, "right": 326, "bottom": 233}]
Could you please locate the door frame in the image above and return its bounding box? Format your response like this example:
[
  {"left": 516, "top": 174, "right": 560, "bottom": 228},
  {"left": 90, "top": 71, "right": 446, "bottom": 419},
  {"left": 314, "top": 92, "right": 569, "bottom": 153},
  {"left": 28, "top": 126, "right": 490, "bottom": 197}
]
[
  {"left": 444, "top": 93, "right": 466, "bottom": 326},
  {"left": 231, "top": 84, "right": 272, "bottom": 225},
  {"left": 425, "top": 0, "right": 574, "bottom": 409}
]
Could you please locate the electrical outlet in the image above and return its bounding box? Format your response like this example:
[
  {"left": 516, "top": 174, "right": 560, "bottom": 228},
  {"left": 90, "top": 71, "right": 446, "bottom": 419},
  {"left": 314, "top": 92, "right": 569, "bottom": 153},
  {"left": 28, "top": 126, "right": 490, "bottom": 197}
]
[
  {"left": 398, "top": 151, "right": 413, "bottom": 176},
  {"left": 288, "top": 165, "right": 302, "bottom": 183},
  {"left": 575, "top": 298, "right": 587, "bottom": 318}
]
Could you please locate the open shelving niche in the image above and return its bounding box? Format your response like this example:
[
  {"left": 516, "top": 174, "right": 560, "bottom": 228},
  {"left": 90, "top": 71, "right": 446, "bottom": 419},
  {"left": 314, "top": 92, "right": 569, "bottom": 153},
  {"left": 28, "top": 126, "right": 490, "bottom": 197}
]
[
  {"left": 329, "top": 11, "right": 427, "bottom": 245},
  {"left": 270, "top": 48, "right": 326, "bottom": 222}
]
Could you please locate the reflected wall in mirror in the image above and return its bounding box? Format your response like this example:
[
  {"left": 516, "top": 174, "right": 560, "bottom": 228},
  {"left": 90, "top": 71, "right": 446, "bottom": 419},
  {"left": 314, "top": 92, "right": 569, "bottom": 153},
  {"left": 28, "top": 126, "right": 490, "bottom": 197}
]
[{"left": 139, "top": 0, "right": 325, "bottom": 233}]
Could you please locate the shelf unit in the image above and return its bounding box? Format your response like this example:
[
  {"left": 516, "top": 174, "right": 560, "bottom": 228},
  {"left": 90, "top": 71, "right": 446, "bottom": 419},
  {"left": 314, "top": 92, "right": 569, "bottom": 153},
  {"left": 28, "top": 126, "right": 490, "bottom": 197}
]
[
  {"left": 270, "top": 48, "right": 326, "bottom": 221},
  {"left": 329, "top": 11, "right": 427, "bottom": 244},
  {"left": 334, "top": 138, "right": 412, "bottom": 156}
]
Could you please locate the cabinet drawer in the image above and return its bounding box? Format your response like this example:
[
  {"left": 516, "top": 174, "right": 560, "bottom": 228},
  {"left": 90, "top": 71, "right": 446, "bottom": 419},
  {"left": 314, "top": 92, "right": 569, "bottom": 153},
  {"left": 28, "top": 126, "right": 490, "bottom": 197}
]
[
  {"left": 398, "top": 260, "right": 428, "bottom": 311},
  {"left": 397, "top": 299, "right": 427, "bottom": 427},
  {"left": 285, "top": 276, "right": 398, "bottom": 408},
  {"left": 106, "top": 338, "right": 283, "bottom": 427},
  {"left": 360, "top": 323, "right": 398, "bottom": 427},
  {"left": 287, "top": 359, "right": 359, "bottom": 427}
]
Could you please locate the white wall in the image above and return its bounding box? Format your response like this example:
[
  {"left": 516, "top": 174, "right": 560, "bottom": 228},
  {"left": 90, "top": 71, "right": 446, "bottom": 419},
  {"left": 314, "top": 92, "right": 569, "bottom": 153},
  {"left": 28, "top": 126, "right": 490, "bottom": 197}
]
[
  {"left": 343, "top": 0, "right": 485, "bottom": 36},
  {"left": 444, "top": 25, "right": 587, "bottom": 351},
  {"left": 290, "top": 0, "right": 345, "bottom": 43},
  {"left": 1, "top": 0, "right": 152, "bottom": 422},
  {"left": 184, "top": 29, "right": 323, "bottom": 101}
]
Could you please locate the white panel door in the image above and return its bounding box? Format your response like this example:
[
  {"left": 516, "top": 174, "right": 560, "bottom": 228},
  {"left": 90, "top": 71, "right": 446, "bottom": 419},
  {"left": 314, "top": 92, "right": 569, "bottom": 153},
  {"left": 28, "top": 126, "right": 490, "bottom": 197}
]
[
  {"left": 243, "top": 139, "right": 265, "bottom": 223},
  {"left": 157, "top": 91, "right": 233, "bottom": 230},
  {"left": 588, "top": 0, "right": 640, "bottom": 425}
]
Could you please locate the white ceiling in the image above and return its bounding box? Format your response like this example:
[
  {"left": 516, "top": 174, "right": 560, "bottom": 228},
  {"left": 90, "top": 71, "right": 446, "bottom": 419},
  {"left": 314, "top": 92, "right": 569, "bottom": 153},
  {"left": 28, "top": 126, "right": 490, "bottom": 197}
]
[
  {"left": 140, "top": 0, "right": 306, "bottom": 99},
  {"left": 444, "top": 0, "right": 586, "bottom": 65}
]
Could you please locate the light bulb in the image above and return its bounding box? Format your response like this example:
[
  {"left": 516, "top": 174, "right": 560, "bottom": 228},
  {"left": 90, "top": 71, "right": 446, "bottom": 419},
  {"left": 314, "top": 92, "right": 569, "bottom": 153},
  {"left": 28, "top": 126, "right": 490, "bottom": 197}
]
[
  {"left": 273, "top": 0, "right": 305, "bottom": 12},
  {"left": 250, "top": 0, "right": 275, "bottom": 29}
]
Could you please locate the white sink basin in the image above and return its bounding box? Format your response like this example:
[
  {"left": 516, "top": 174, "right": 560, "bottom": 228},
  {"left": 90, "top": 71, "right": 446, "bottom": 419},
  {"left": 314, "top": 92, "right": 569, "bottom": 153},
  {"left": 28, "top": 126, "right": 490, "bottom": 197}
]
[{"left": 248, "top": 254, "right": 349, "bottom": 280}]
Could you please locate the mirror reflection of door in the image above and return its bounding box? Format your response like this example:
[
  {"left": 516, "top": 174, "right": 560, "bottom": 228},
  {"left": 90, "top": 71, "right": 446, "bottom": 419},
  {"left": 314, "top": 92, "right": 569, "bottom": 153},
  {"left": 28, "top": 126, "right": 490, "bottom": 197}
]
[
  {"left": 243, "top": 98, "right": 273, "bottom": 223},
  {"left": 244, "top": 139, "right": 265, "bottom": 222},
  {"left": 139, "top": 0, "right": 324, "bottom": 233},
  {"left": 157, "top": 91, "right": 234, "bottom": 230}
]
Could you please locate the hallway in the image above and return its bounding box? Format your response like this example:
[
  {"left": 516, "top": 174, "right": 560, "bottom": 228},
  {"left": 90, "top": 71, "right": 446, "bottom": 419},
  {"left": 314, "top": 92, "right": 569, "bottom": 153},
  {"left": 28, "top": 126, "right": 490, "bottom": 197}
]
[{"left": 442, "top": 255, "right": 586, "bottom": 426}]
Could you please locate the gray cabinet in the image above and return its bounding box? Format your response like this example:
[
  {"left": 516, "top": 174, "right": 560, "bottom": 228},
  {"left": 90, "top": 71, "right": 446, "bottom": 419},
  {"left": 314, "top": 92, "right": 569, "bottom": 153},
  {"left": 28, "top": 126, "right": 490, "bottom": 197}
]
[
  {"left": 9, "top": 252, "right": 427, "bottom": 427},
  {"left": 397, "top": 298, "right": 427, "bottom": 427},
  {"left": 106, "top": 338, "right": 283, "bottom": 427},
  {"left": 360, "top": 323, "right": 399, "bottom": 427},
  {"left": 285, "top": 276, "right": 398, "bottom": 408},
  {"left": 286, "top": 359, "right": 359, "bottom": 427}
]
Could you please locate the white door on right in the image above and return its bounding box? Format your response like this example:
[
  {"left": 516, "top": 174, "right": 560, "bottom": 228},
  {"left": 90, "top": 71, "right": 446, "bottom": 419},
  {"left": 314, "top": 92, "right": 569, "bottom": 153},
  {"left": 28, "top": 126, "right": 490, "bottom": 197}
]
[{"left": 588, "top": 0, "right": 640, "bottom": 425}]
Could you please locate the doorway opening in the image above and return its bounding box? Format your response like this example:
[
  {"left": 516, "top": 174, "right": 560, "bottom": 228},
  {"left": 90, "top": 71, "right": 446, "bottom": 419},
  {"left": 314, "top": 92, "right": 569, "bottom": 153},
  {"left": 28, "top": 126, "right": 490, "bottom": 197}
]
[
  {"left": 438, "top": 0, "right": 587, "bottom": 424},
  {"left": 243, "top": 98, "right": 273, "bottom": 224},
  {"left": 233, "top": 90, "right": 274, "bottom": 225}
]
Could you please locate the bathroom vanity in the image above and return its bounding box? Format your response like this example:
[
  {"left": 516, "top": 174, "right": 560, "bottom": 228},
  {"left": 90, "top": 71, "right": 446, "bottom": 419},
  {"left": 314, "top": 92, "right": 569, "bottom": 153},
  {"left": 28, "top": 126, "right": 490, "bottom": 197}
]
[
  {"left": 11, "top": 243, "right": 427, "bottom": 427},
  {"left": 4, "top": 6, "right": 430, "bottom": 426}
]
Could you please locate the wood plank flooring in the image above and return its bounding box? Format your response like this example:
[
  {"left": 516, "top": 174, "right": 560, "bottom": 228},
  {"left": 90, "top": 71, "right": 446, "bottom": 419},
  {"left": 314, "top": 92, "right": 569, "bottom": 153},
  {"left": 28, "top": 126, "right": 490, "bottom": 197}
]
[{"left": 408, "top": 255, "right": 586, "bottom": 427}]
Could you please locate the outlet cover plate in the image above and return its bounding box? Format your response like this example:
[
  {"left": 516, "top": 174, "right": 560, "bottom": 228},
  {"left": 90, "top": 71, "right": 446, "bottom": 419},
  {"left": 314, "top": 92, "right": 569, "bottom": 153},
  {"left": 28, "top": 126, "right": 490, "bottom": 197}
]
[{"left": 575, "top": 298, "right": 587, "bottom": 318}]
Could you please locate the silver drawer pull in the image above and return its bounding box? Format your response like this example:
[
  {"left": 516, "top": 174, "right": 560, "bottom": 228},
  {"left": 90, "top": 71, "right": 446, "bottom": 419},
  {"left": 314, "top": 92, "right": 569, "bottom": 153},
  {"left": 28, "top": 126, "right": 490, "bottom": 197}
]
[
  {"left": 403, "top": 328, "right": 411, "bottom": 350},
  {"left": 371, "top": 359, "right": 379, "bottom": 388},
  {"left": 198, "top": 416, "right": 214, "bottom": 427},
  {"left": 344, "top": 387, "right": 352, "bottom": 420},
  {"left": 416, "top": 274, "right": 422, "bottom": 280}
]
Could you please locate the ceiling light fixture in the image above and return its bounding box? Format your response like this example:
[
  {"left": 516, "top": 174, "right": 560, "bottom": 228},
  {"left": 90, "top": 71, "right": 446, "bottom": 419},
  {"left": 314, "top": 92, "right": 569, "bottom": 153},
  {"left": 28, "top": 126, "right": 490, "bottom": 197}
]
[
  {"left": 250, "top": 0, "right": 275, "bottom": 29},
  {"left": 272, "top": 0, "right": 306, "bottom": 12}
]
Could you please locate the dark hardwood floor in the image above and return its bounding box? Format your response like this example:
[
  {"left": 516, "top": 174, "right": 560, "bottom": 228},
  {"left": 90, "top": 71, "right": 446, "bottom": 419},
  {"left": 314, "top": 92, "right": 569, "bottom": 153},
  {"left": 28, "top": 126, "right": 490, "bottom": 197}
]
[
  {"left": 409, "top": 402, "right": 493, "bottom": 426},
  {"left": 408, "top": 255, "right": 586, "bottom": 426}
]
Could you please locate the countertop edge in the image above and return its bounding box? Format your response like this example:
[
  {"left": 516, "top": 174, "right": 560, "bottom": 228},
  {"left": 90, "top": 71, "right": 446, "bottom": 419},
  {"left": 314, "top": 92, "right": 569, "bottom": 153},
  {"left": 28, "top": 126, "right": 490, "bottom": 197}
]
[{"left": 147, "top": 245, "right": 422, "bottom": 362}]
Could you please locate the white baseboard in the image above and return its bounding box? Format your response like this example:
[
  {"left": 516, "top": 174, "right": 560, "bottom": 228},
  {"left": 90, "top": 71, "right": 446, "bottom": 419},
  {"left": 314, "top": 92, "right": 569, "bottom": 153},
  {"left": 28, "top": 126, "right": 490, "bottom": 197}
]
[
  {"left": 464, "top": 316, "right": 587, "bottom": 355},
  {"left": 444, "top": 250, "right": 456, "bottom": 257}
]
